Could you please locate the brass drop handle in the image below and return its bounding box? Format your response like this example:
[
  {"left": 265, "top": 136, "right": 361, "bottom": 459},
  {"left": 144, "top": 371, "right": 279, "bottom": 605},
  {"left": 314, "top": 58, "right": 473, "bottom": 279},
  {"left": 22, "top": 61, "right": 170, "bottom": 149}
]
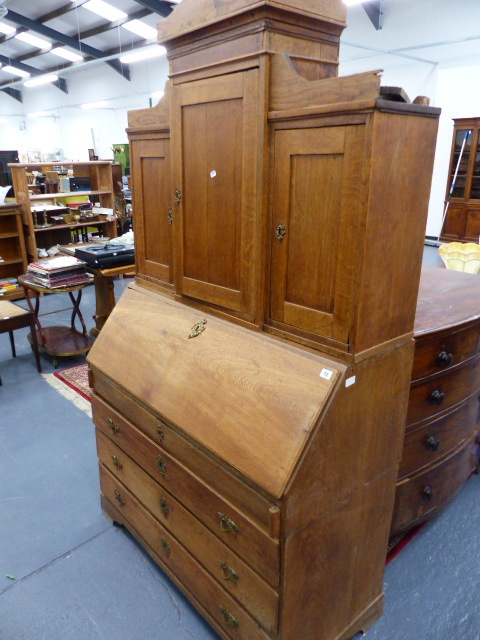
[
  {"left": 436, "top": 351, "right": 453, "bottom": 367},
  {"left": 218, "top": 512, "right": 238, "bottom": 535},
  {"left": 156, "top": 456, "right": 166, "bottom": 476},
  {"left": 114, "top": 490, "right": 125, "bottom": 506},
  {"left": 429, "top": 389, "right": 445, "bottom": 405},
  {"left": 219, "top": 562, "right": 239, "bottom": 584},
  {"left": 159, "top": 496, "right": 169, "bottom": 518},
  {"left": 422, "top": 486, "right": 435, "bottom": 501},
  {"left": 111, "top": 455, "right": 123, "bottom": 470},
  {"left": 424, "top": 435, "right": 441, "bottom": 451},
  {"left": 275, "top": 221, "right": 286, "bottom": 241},
  {"left": 107, "top": 418, "right": 119, "bottom": 434},
  {"left": 161, "top": 538, "right": 171, "bottom": 557},
  {"left": 219, "top": 606, "right": 238, "bottom": 629}
]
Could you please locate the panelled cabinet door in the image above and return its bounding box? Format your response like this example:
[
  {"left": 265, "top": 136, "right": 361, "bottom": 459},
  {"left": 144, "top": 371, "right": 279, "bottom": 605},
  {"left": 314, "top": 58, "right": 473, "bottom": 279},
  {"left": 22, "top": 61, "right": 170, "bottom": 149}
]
[
  {"left": 131, "top": 136, "right": 173, "bottom": 285},
  {"left": 171, "top": 70, "right": 261, "bottom": 319},
  {"left": 270, "top": 124, "right": 366, "bottom": 347}
]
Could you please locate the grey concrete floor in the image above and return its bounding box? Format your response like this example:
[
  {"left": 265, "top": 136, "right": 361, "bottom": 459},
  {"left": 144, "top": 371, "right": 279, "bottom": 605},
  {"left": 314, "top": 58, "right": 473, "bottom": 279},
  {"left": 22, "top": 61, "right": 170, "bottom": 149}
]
[{"left": 1, "top": 247, "right": 479, "bottom": 640}]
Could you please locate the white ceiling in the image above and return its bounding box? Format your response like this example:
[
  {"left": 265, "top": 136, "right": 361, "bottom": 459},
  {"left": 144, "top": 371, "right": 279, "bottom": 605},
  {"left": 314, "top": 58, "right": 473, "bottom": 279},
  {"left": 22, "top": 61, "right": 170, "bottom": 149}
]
[{"left": 341, "top": 0, "right": 480, "bottom": 69}]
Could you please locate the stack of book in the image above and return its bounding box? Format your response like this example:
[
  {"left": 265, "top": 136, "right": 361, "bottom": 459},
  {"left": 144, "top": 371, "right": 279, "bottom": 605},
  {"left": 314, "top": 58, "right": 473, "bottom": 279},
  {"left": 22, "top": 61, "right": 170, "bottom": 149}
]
[
  {"left": 27, "top": 256, "right": 92, "bottom": 288},
  {"left": 0, "top": 277, "right": 20, "bottom": 295}
]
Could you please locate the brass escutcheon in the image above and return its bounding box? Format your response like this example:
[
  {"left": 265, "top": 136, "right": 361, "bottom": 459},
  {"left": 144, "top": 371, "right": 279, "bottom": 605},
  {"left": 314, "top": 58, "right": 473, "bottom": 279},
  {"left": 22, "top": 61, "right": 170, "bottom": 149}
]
[
  {"left": 219, "top": 562, "right": 239, "bottom": 584},
  {"left": 161, "top": 538, "right": 171, "bottom": 557},
  {"left": 275, "top": 221, "right": 286, "bottom": 241},
  {"left": 111, "top": 455, "right": 123, "bottom": 470},
  {"left": 188, "top": 319, "right": 207, "bottom": 339},
  {"left": 218, "top": 512, "right": 238, "bottom": 535},
  {"left": 156, "top": 456, "right": 166, "bottom": 476},
  {"left": 157, "top": 425, "right": 164, "bottom": 442},
  {"left": 159, "top": 496, "right": 169, "bottom": 518},
  {"left": 107, "top": 418, "right": 119, "bottom": 434},
  {"left": 174, "top": 188, "right": 182, "bottom": 205},
  {"left": 114, "top": 490, "right": 125, "bottom": 506},
  {"left": 167, "top": 208, "right": 173, "bottom": 224},
  {"left": 219, "top": 606, "right": 238, "bottom": 629}
]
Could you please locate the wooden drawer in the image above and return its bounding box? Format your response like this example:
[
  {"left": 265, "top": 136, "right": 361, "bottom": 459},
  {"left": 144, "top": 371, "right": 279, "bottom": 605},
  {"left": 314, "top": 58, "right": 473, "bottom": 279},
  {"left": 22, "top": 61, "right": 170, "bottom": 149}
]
[
  {"left": 399, "top": 393, "right": 480, "bottom": 479},
  {"left": 406, "top": 356, "right": 480, "bottom": 426},
  {"left": 412, "top": 323, "right": 480, "bottom": 381},
  {"left": 391, "top": 437, "right": 478, "bottom": 535},
  {"left": 99, "top": 465, "right": 273, "bottom": 640},
  {"left": 97, "top": 429, "right": 279, "bottom": 634},
  {"left": 92, "top": 410, "right": 280, "bottom": 588},
  {"left": 92, "top": 381, "right": 276, "bottom": 531}
]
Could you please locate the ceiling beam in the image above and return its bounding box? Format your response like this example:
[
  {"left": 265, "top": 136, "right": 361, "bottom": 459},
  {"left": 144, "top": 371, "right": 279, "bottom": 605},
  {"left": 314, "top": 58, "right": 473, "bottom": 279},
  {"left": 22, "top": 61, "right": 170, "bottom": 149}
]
[
  {"left": 1, "top": 88, "right": 23, "bottom": 102},
  {"left": 133, "top": 0, "right": 174, "bottom": 18},
  {"left": 0, "top": 54, "right": 68, "bottom": 94},
  {"left": 4, "top": 10, "right": 131, "bottom": 80},
  {"left": 363, "top": 0, "right": 383, "bottom": 30}
]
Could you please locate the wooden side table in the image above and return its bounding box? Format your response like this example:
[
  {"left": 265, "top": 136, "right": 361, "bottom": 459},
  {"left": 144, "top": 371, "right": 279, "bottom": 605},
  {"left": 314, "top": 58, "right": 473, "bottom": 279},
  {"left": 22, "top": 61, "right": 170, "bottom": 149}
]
[
  {"left": 88, "top": 263, "right": 134, "bottom": 336},
  {"left": 18, "top": 274, "right": 94, "bottom": 368}
]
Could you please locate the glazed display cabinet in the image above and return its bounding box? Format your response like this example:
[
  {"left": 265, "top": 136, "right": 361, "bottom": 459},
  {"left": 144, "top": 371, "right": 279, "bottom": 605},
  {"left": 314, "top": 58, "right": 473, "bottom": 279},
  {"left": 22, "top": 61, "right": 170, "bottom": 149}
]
[{"left": 440, "top": 117, "right": 480, "bottom": 242}]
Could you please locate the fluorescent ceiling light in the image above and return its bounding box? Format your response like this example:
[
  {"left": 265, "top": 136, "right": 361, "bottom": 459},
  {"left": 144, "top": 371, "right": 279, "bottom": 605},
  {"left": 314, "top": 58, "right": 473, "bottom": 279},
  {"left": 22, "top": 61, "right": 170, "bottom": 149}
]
[
  {"left": 2, "top": 65, "right": 30, "bottom": 78},
  {"left": 152, "top": 90, "right": 164, "bottom": 99},
  {"left": 119, "top": 47, "right": 166, "bottom": 64},
  {"left": 51, "top": 47, "right": 83, "bottom": 62},
  {"left": 82, "top": 0, "right": 126, "bottom": 22},
  {"left": 343, "top": 0, "right": 366, "bottom": 5},
  {"left": 81, "top": 100, "right": 109, "bottom": 109},
  {"left": 24, "top": 74, "right": 59, "bottom": 87},
  {"left": 122, "top": 20, "right": 157, "bottom": 39},
  {"left": 15, "top": 32, "right": 52, "bottom": 50},
  {"left": 0, "top": 21, "right": 15, "bottom": 35},
  {"left": 27, "top": 111, "right": 51, "bottom": 118}
]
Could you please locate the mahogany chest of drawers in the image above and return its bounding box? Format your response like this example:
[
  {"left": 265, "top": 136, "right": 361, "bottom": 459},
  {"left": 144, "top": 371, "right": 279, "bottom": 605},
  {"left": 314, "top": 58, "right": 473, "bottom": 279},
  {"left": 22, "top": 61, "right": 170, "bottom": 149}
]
[{"left": 390, "top": 266, "right": 480, "bottom": 538}]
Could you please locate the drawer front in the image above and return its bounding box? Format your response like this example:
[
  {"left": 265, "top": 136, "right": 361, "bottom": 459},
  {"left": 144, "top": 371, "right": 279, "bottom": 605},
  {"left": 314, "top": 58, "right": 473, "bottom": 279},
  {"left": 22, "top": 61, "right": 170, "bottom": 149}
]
[
  {"left": 399, "top": 394, "right": 480, "bottom": 479},
  {"left": 92, "top": 410, "right": 280, "bottom": 587},
  {"left": 391, "top": 437, "right": 478, "bottom": 535},
  {"left": 412, "top": 324, "right": 480, "bottom": 381},
  {"left": 99, "top": 465, "right": 273, "bottom": 640},
  {"left": 97, "top": 430, "right": 279, "bottom": 634},
  {"left": 91, "top": 382, "right": 274, "bottom": 530},
  {"left": 407, "top": 357, "right": 480, "bottom": 426}
]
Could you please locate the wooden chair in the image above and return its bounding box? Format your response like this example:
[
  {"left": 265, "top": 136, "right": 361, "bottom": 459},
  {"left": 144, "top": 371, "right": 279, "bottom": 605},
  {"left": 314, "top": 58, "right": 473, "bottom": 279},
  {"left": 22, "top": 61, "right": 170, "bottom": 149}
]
[{"left": 0, "top": 300, "right": 42, "bottom": 385}]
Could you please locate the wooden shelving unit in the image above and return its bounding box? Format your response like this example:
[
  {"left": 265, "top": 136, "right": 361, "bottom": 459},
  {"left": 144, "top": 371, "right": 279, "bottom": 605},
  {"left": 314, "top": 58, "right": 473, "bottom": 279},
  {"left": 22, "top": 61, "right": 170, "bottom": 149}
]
[
  {"left": 9, "top": 161, "right": 117, "bottom": 261},
  {"left": 0, "top": 203, "right": 28, "bottom": 300}
]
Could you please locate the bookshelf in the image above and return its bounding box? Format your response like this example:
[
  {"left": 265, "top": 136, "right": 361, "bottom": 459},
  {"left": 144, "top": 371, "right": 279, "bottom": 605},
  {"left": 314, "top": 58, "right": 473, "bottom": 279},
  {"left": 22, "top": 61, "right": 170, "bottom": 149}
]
[
  {"left": 0, "top": 203, "right": 28, "bottom": 300},
  {"left": 9, "top": 161, "right": 117, "bottom": 261}
]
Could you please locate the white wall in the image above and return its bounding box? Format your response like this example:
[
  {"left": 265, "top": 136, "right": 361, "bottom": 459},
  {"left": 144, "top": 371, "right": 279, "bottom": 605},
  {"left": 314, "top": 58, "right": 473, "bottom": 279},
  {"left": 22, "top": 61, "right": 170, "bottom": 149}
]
[{"left": 0, "top": 53, "right": 170, "bottom": 162}]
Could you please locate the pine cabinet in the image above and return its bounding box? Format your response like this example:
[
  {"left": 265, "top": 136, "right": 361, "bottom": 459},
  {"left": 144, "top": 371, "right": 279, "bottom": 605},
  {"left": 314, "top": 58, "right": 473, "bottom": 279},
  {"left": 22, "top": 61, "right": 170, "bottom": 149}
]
[
  {"left": 0, "top": 204, "right": 28, "bottom": 299},
  {"left": 90, "top": 2, "right": 441, "bottom": 639},
  {"left": 440, "top": 117, "right": 480, "bottom": 242},
  {"left": 9, "top": 161, "right": 117, "bottom": 262}
]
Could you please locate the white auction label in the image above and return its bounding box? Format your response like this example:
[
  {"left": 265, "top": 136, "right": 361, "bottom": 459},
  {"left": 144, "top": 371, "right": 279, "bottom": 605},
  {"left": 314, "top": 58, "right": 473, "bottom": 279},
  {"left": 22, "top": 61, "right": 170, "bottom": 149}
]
[
  {"left": 345, "top": 376, "right": 356, "bottom": 388},
  {"left": 320, "top": 368, "right": 333, "bottom": 380},
  {"left": 210, "top": 170, "right": 217, "bottom": 178}
]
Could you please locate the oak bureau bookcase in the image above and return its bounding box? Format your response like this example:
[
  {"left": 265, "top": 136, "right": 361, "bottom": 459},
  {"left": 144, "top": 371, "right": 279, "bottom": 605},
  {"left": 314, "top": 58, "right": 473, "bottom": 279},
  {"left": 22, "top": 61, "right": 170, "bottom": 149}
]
[{"left": 87, "top": 2, "right": 440, "bottom": 639}]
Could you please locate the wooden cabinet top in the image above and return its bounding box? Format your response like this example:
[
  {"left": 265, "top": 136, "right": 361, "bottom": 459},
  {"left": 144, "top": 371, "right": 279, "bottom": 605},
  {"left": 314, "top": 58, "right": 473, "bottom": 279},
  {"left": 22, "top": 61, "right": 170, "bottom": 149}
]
[
  {"left": 415, "top": 265, "right": 480, "bottom": 337},
  {"left": 88, "top": 284, "right": 344, "bottom": 498}
]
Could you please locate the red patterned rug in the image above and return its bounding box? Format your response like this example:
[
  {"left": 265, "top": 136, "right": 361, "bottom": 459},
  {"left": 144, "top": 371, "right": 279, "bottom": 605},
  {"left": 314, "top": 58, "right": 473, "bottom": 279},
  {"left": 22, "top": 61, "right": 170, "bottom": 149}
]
[
  {"left": 43, "top": 363, "right": 91, "bottom": 416},
  {"left": 53, "top": 363, "right": 91, "bottom": 401}
]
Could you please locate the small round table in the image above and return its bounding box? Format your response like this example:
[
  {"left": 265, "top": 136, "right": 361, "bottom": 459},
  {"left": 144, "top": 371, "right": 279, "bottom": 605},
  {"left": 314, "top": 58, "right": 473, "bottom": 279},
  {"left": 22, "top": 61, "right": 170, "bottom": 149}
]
[{"left": 18, "top": 274, "right": 94, "bottom": 368}]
